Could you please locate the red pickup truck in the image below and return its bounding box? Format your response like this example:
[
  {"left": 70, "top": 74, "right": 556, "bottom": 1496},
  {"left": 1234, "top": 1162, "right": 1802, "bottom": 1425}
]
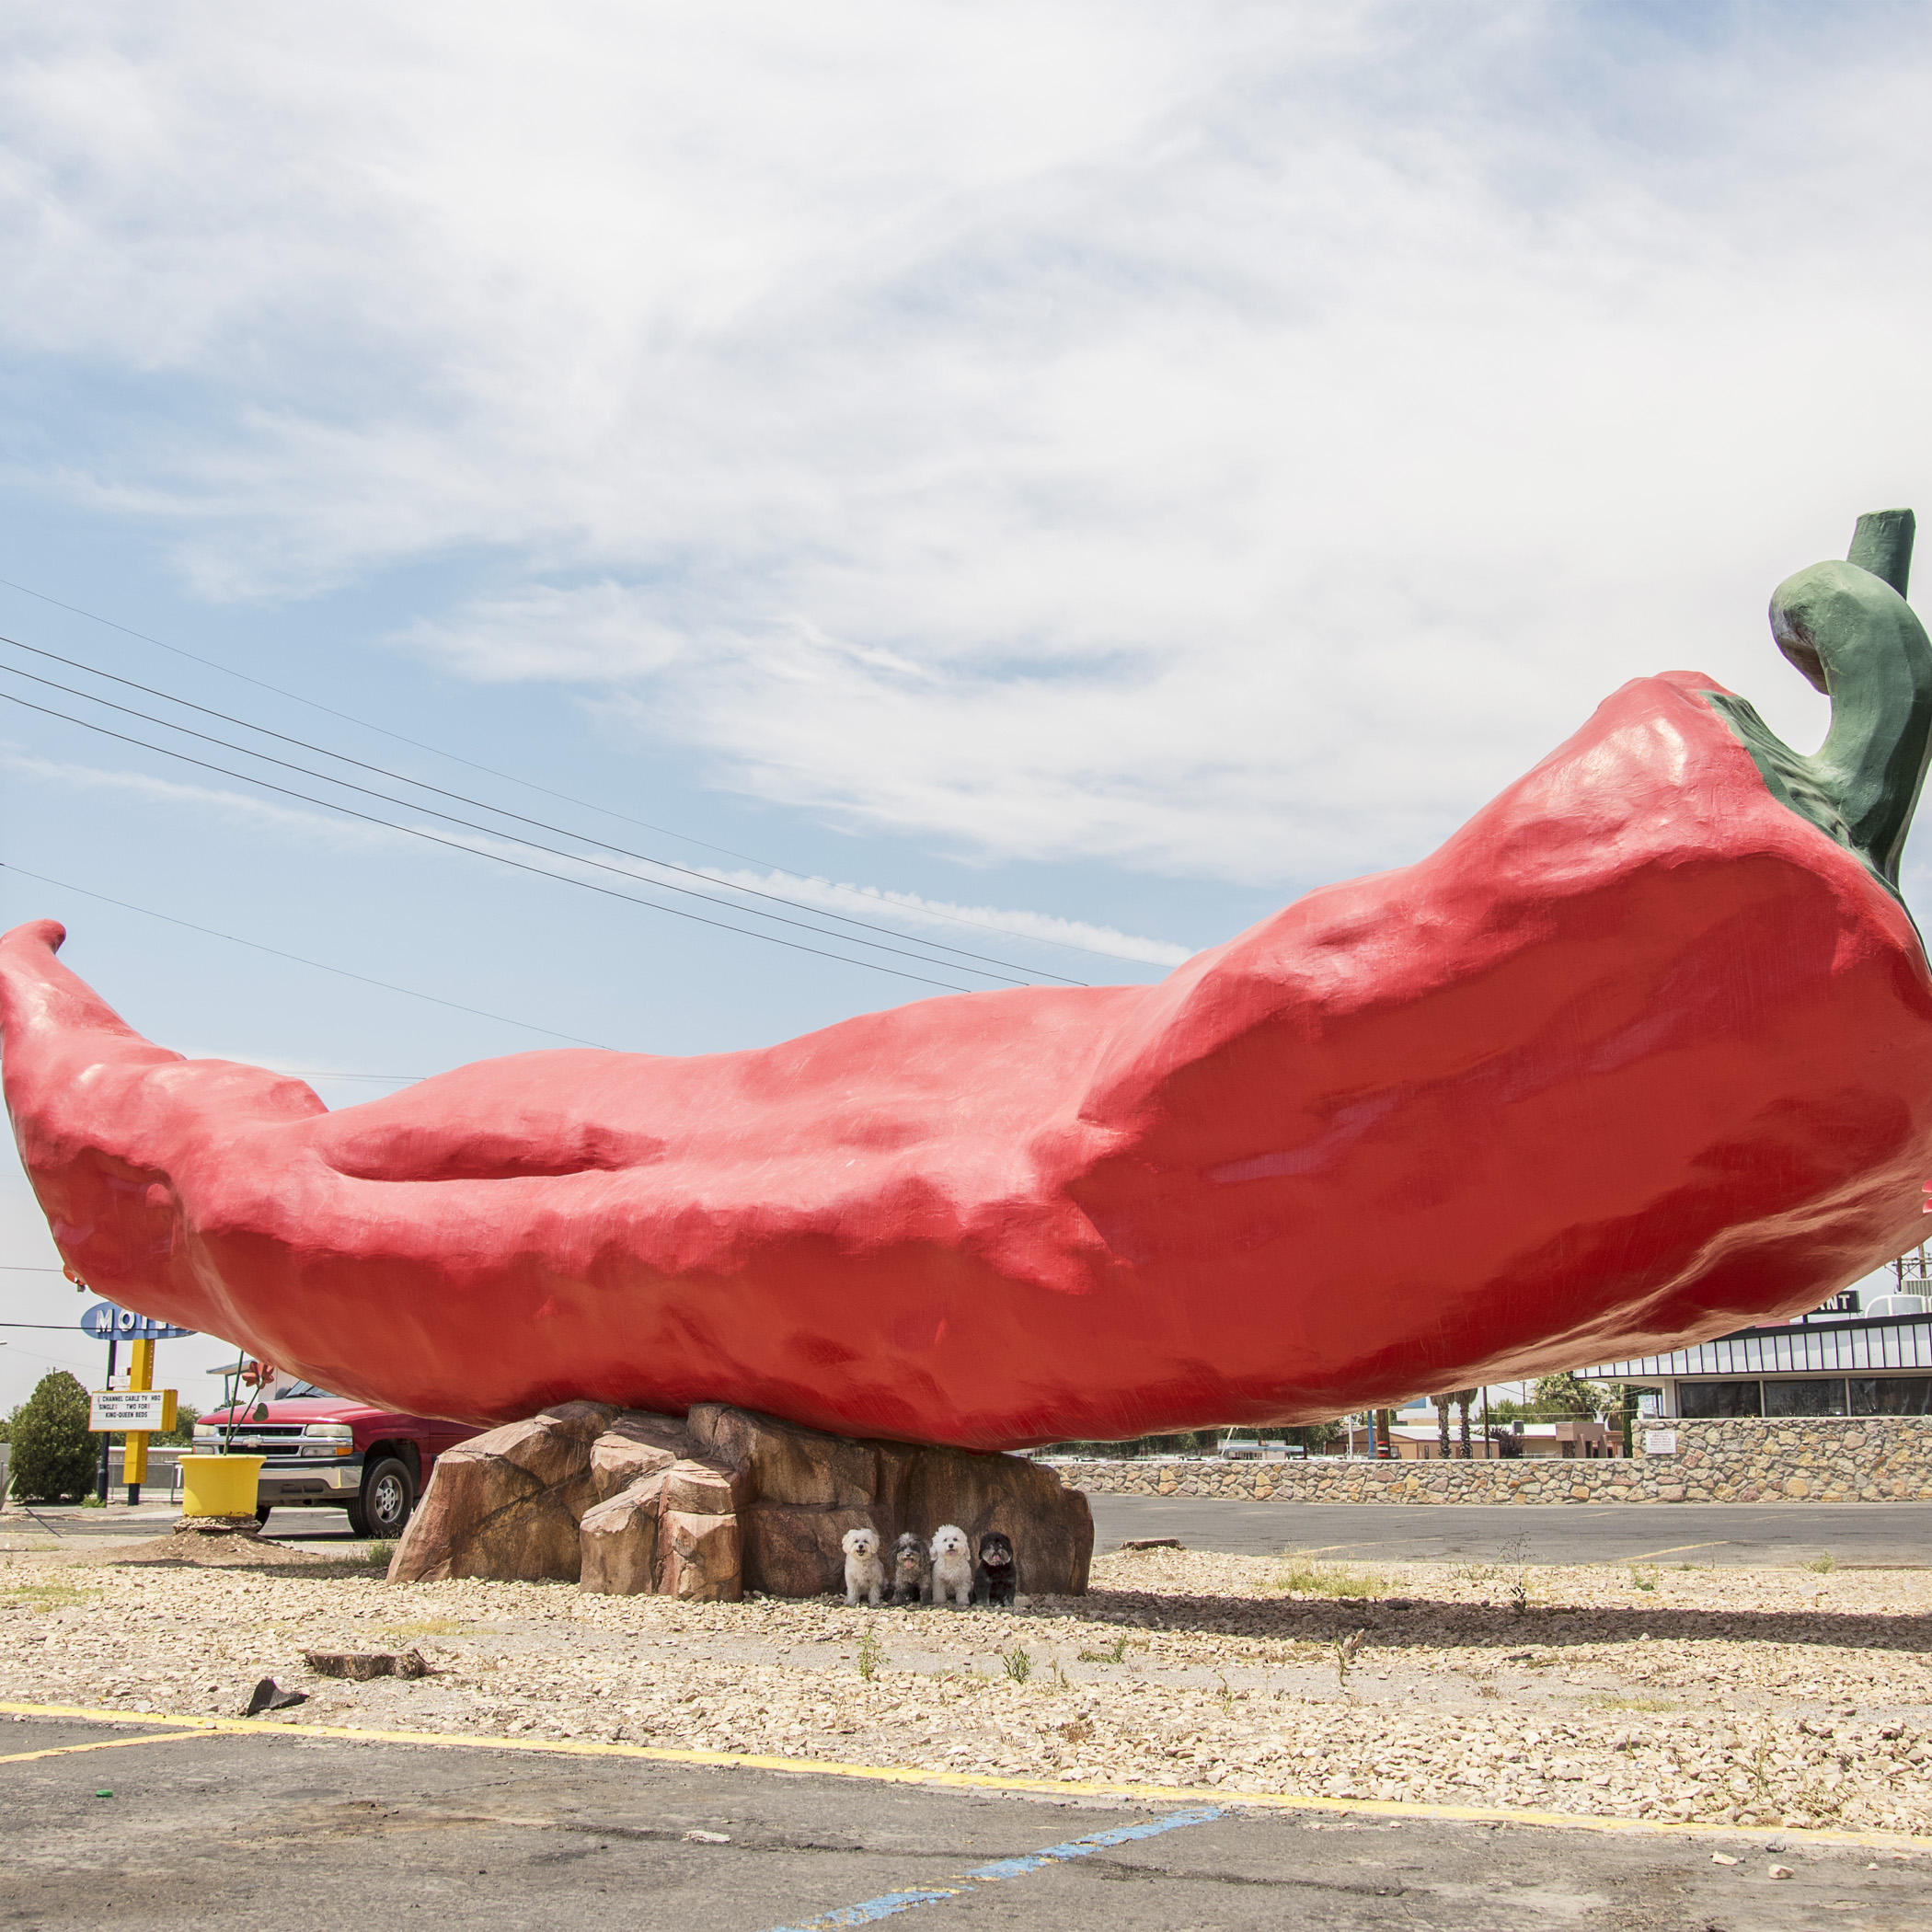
[{"left": 197, "top": 1379, "right": 480, "bottom": 1536}]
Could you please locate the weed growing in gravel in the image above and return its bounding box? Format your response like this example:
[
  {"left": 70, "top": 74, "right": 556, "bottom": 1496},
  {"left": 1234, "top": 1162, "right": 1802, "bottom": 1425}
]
[
  {"left": 1051, "top": 1660, "right": 1072, "bottom": 1692},
  {"left": 384, "top": 1619, "right": 470, "bottom": 1639},
  {"left": 1077, "top": 1632, "right": 1133, "bottom": 1664},
  {"left": 363, "top": 1540, "right": 396, "bottom": 1568},
  {"left": 1628, "top": 1566, "right": 1660, "bottom": 1592},
  {"left": 1000, "top": 1646, "right": 1032, "bottom": 1685},
  {"left": 0, "top": 1581, "right": 96, "bottom": 1612},
  {"left": 1804, "top": 1553, "right": 1835, "bottom": 1574},
  {"left": 856, "top": 1626, "right": 885, "bottom": 1682},
  {"left": 1587, "top": 1694, "right": 1676, "bottom": 1713},
  {"left": 1453, "top": 1559, "right": 1501, "bottom": 1583},
  {"left": 1058, "top": 1717, "right": 1093, "bottom": 1743},
  {"left": 1499, "top": 1536, "right": 1534, "bottom": 1616},
  {"left": 1282, "top": 1562, "right": 1381, "bottom": 1600},
  {"left": 1332, "top": 1628, "right": 1366, "bottom": 1692},
  {"left": 1215, "top": 1672, "right": 1234, "bottom": 1714}
]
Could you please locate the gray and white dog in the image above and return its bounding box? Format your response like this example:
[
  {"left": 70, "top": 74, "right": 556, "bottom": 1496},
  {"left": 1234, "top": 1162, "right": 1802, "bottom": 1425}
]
[
  {"left": 890, "top": 1531, "right": 930, "bottom": 1604},
  {"left": 842, "top": 1524, "right": 887, "bottom": 1606},
  {"left": 928, "top": 1524, "right": 973, "bottom": 1607}
]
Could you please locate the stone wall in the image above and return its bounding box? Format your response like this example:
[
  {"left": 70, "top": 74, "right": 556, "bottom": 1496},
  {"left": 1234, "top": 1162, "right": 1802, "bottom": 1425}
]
[{"left": 1051, "top": 1417, "right": 1932, "bottom": 1503}]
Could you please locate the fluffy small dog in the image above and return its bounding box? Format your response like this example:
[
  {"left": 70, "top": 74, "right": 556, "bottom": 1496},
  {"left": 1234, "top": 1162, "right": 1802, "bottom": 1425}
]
[
  {"left": 929, "top": 1524, "right": 973, "bottom": 1607},
  {"left": 973, "top": 1530, "right": 1017, "bottom": 1608},
  {"left": 890, "top": 1531, "right": 930, "bottom": 1605},
  {"left": 842, "top": 1524, "right": 887, "bottom": 1606}
]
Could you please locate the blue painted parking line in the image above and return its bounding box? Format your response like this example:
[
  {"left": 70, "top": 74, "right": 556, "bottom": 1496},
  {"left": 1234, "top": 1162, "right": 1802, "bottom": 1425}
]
[{"left": 768, "top": 1805, "right": 1225, "bottom": 1930}]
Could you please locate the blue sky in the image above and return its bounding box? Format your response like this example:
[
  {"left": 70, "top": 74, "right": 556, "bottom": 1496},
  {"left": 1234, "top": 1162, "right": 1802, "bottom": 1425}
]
[{"left": 4, "top": 3, "right": 1931, "bottom": 1410}]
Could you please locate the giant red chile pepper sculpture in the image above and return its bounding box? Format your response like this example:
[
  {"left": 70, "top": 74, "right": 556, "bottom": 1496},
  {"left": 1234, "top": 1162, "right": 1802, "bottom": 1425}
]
[{"left": 5, "top": 512, "right": 1932, "bottom": 1448}]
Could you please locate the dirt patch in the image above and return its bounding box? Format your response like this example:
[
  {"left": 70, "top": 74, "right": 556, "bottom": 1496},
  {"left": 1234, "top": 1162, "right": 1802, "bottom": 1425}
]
[{"left": 105, "top": 1525, "right": 381, "bottom": 1571}]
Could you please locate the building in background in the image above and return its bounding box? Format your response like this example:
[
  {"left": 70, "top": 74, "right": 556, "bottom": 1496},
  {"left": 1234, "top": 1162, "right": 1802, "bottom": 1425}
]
[{"left": 1583, "top": 1295, "right": 1932, "bottom": 1420}]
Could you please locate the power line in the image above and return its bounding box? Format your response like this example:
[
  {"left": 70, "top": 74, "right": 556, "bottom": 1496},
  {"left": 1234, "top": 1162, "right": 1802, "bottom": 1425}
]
[
  {"left": 0, "top": 859, "right": 616, "bottom": 1047},
  {"left": 0, "top": 695, "right": 976, "bottom": 993},
  {"left": 0, "top": 632, "right": 1086, "bottom": 986},
  {"left": 0, "top": 643, "right": 1052, "bottom": 987},
  {"left": 0, "top": 572, "right": 1151, "bottom": 965}
]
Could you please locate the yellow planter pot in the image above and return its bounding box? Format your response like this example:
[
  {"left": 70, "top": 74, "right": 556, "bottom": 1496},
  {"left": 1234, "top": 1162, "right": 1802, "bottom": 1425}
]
[{"left": 179, "top": 1454, "right": 265, "bottom": 1518}]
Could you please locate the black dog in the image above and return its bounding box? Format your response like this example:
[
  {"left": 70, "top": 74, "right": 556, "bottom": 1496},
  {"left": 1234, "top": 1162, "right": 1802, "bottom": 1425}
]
[{"left": 973, "top": 1530, "right": 1017, "bottom": 1607}]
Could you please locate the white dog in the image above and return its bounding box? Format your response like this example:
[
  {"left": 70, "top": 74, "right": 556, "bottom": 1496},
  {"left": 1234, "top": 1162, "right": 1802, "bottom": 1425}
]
[
  {"left": 929, "top": 1524, "right": 973, "bottom": 1607},
  {"left": 842, "top": 1524, "right": 887, "bottom": 1606}
]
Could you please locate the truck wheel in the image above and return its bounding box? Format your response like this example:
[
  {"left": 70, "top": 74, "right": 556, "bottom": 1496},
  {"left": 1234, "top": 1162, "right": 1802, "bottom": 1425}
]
[
  {"left": 357, "top": 1456, "right": 416, "bottom": 1538},
  {"left": 255, "top": 1504, "right": 271, "bottom": 1526}
]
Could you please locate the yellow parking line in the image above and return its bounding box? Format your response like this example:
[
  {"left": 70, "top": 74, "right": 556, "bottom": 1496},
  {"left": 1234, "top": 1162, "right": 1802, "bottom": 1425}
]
[
  {"left": 0, "top": 1727, "right": 234, "bottom": 1765},
  {"left": 2, "top": 1700, "right": 1926, "bottom": 1851},
  {"left": 1623, "top": 1542, "right": 1730, "bottom": 1560}
]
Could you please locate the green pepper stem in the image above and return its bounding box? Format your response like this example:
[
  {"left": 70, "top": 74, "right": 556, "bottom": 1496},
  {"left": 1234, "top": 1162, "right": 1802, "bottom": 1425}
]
[
  {"left": 1846, "top": 507, "right": 1915, "bottom": 598},
  {"left": 1705, "top": 508, "right": 1932, "bottom": 895}
]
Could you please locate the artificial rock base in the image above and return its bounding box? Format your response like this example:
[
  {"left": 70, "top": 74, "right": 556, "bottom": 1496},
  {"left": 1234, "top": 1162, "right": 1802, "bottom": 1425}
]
[{"left": 387, "top": 1400, "right": 1093, "bottom": 1603}]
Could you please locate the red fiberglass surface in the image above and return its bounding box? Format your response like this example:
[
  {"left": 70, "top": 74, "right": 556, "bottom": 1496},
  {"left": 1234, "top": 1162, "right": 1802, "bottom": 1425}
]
[{"left": 4, "top": 671, "right": 1931, "bottom": 1446}]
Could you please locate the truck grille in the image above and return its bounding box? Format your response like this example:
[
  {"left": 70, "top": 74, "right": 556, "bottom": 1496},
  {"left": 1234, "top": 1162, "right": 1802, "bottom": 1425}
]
[{"left": 213, "top": 1427, "right": 307, "bottom": 1452}]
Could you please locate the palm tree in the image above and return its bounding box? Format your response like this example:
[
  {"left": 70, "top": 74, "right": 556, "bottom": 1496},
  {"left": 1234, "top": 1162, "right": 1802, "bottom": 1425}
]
[
  {"left": 1432, "top": 1393, "right": 1455, "bottom": 1460},
  {"left": 1452, "top": 1388, "right": 1480, "bottom": 1457}
]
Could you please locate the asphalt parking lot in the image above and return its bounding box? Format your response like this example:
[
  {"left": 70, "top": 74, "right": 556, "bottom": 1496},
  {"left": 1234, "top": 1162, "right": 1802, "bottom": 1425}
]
[
  {"left": 1086, "top": 1496, "right": 1932, "bottom": 1568},
  {"left": 4, "top": 1711, "right": 1926, "bottom": 1931},
  {"left": 7, "top": 1494, "right": 1926, "bottom": 1570}
]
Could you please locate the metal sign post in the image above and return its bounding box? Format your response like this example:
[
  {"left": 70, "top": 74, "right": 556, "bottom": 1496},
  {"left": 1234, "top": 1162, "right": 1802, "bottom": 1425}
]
[
  {"left": 94, "top": 1333, "right": 117, "bottom": 1505},
  {"left": 123, "top": 1337, "right": 155, "bottom": 1506}
]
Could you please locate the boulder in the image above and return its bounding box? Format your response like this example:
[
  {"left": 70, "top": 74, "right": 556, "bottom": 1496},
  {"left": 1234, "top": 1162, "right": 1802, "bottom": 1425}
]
[
  {"left": 686, "top": 1404, "right": 880, "bottom": 1506},
  {"left": 395, "top": 1400, "right": 1091, "bottom": 1601},
  {"left": 661, "top": 1454, "right": 748, "bottom": 1516},
  {"left": 589, "top": 1411, "right": 685, "bottom": 1501},
  {"left": 388, "top": 1400, "right": 617, "bottom": 1583},
  {"left": 578, "top": 1474, "right": 665, "bottom": 1595},
  {"left": 657, "top": 1509, "right": 741, "bottom": 1600},
  {"left": 739, "top": 1502, "right": 880, "bottom": 1597}
]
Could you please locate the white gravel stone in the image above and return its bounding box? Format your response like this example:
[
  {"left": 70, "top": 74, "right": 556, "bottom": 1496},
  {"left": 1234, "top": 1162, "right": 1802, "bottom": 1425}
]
[{"left": 2, "top": 1540, "right": 1928, "bottom": 1836}]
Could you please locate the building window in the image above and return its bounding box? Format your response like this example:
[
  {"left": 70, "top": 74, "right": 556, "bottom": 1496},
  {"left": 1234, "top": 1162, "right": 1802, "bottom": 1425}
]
[
  {"left": 1678, "top": 1381, "right": 1762, "bottom": 1418},
  {"left": 1848, "top": 1377, "right": 1932, "bottom": 1416},
  {"left": 1765, "top": 1378, "right": 1848, "bottom": 1417}
]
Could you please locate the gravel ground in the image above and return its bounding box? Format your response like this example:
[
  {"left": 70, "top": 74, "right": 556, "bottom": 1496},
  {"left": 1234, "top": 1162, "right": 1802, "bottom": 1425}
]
[{"left": 3, "top": 1536, "right": 1929, "bottom": 1839}]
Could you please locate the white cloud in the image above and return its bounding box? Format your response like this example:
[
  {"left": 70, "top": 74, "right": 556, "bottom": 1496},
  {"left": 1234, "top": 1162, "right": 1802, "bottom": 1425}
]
[
  {"left": 696, "top": 868, "right": 1193, "bottom": 970},
  {"left": 4, "top": 3, "right": 1923, "bottom": 886},
  {"left": 0, "top": 744, "right": 393, "bottom": 845}
]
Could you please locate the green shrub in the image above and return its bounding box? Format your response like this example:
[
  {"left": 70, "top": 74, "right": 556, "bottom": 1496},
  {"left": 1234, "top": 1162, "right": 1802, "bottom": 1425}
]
[{"left": 8, "top": 1371, "right": 96, "bottom": 1502}]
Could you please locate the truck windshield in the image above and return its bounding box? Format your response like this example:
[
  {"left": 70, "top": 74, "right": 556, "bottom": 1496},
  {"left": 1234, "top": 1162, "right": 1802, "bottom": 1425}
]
[{"left": 272, "top": 1381, "right": 331, "bottom": 1398}]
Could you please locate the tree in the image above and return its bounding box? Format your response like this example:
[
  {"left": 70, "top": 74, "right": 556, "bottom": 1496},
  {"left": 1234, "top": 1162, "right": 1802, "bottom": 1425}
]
[
  {"left": 1451, "top": 1388, "right": 1479, "bottom": 1456},
  {"left": 158, "top": 1404, "right": 201, "bottom": 1445},
  {"left": 1533, "top": 1372, "right": 1604, "bottom": 1419},
  {"left": 1432, "top": 1394, "right": 1455, "bottom": 1459},
  {"left": 7, "top": 1371, "right": 96, "bottom": 1502}
]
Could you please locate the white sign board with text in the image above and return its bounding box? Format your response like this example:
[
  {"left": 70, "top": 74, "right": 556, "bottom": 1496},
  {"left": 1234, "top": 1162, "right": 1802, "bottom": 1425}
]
[{"left": 89, "top": 1389, "right": 178, "bottom": 1432}]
